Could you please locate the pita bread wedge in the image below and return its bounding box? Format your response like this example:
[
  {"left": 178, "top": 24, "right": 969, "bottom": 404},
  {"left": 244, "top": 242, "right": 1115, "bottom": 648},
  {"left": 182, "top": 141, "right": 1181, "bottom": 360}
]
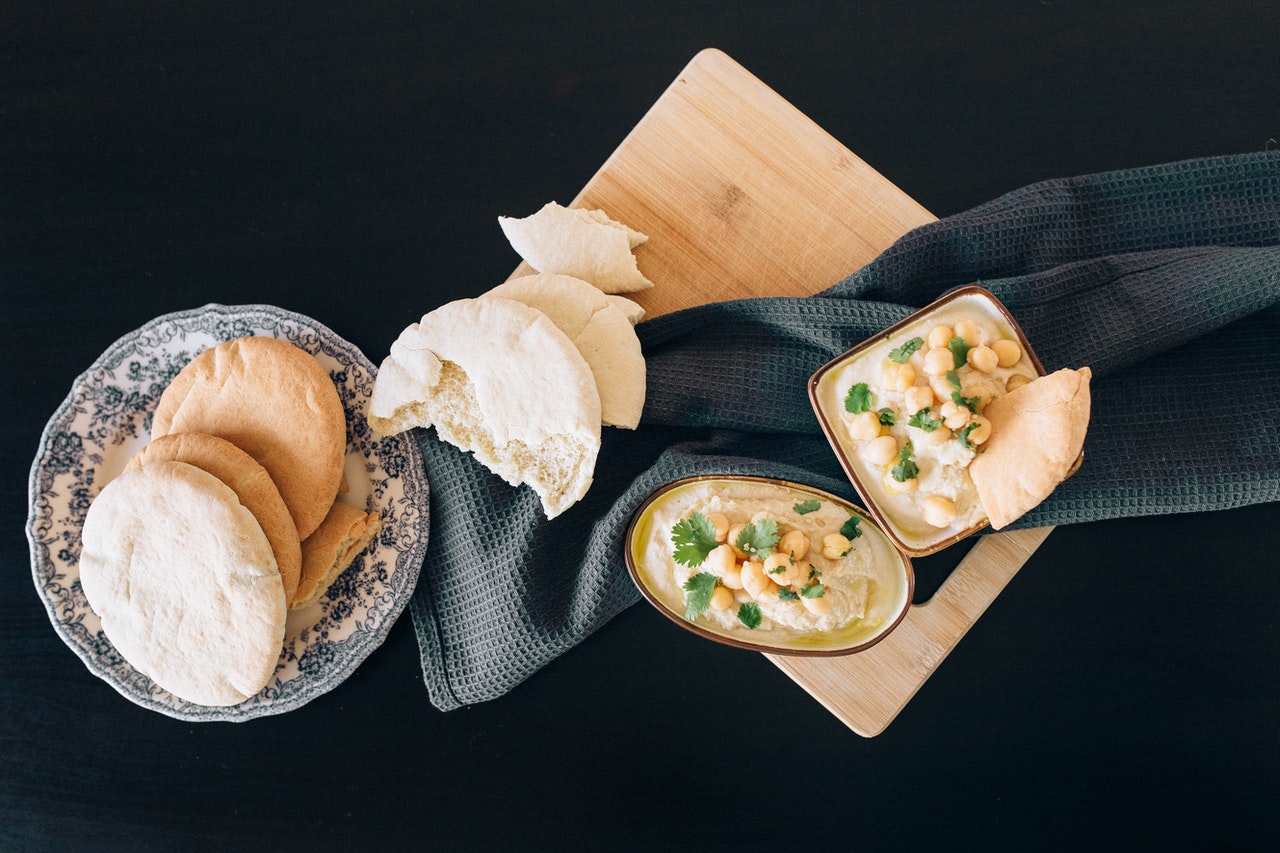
[
  {"left": 291, "top": 502, "right": 382, "bottom": 610},
  {"left": 78, "top": 461, "right": 286, "bottom": 707},
  {"left": 969, "top": 367, "right": 1092, "bottom": 530},
  {"left": 499, "top": 201, "right": 654, "bottom": 294},
  {"left": 126, "top": 432, "right": 303, "bottom": 607},
  {"left": 485, "top": 273, "right": 646, "bottom": 429},
  {"left": 606, "top": 295, "right": 645, "bottom": 325},
  {"left": 369, "top": 296, "right": 601, "bottom": 519},
  {"left": 151, "top": 336, "right": 347, "bottom": 540}
]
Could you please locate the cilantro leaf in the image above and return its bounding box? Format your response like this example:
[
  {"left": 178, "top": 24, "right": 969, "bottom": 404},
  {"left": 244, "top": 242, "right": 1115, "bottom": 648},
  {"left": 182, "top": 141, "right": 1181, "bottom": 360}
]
[
  {"left": 907, "top": 407, "right": 942, "bottom": 431},
  {"left": 878, "top": 407, "right": 897, "bottom": 426},
  {"left": 801, "top": 581, "right": 827, "bottom": 599},
  {"left": 839, "top": 515, "right": 862, "bottom": 540},
  {"left": 734, "top": 519, "right": 779, "bottom": 557},
  {"left": 844, "top": 382, "right": 873, "bottom": 414},
  {"left": 681, "top": 573, "right": 719, "bottom": 621},
  {"left": 957, "top": 421, "right": 980, "bottom": 450},
  {"left": 948, "top": 336, "right": 971, "bottom": 369},
  {"left": 793, "top": 499, "right": 821, "bottom": 515},
  {"left": 888, "top": 336, "right": 924, "bottom": 364},
  {"left": 777, "top": 587, "right": 800, "bottom": 602},
  {"left": 946, "top": 370, "right": 982, "bottom": 412},
  {"left": 890, "top": 441, "right": 919, "bottom": 482},
  {"left": 671, "top": 512, "right": 720, "bottom": 567},
  {"left": 737, "top": 602, "right": 763, "bottom": 629}
]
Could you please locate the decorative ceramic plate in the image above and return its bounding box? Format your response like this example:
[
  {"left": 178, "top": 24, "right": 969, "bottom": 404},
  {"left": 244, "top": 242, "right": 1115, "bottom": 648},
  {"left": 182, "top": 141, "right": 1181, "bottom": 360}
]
[{"left": 26, "top": 303, "right": 430, "bottom": 721}]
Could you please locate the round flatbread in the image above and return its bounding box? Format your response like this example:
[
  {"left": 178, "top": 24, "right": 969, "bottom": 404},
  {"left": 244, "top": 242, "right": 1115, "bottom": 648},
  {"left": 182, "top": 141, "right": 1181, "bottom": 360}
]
[
  {"left": 126, "top": 432, "right": 303, "bottom": 606},
  {"left": 485, "top": 273, "right": 646, "bottom": 429},
  {"left": 369, "top": 296, "right": 601, "bottom": 519},
  {"left": 78, "top": 461, "right": 286, "bottom": 706},
  {"left": 969, "top": 367, "right": 1092, "bottom": 529},
  {"left": 498, "top": 201, "right": 653, "bottom": 294},
  {"left": 291, "top": 501, "right": 382, "bottom": 611},
  {"left": 151, "top": 336, "right": 346, "bottom": 540}
]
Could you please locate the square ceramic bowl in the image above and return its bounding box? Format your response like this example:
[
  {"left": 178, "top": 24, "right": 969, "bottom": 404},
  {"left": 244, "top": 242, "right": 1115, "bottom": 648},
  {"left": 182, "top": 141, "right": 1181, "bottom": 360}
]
[
  {"left": 625, "top": 475, "right": 914, "bottom": 656},
  {"left": 809, "top": 286, "right": 1051, "bottom": 557}
]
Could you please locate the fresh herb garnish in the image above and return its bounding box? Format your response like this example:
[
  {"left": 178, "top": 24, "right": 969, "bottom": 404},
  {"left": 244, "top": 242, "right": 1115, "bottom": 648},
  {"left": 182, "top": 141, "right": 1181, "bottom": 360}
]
[
  {"left": 890, "top": 441, "right": 919, "bottom": 482},
  {"left": 839, "top": 515, "right": 862, "bottom": 540},
  {"left": 945, "top": 370, "right": 982, "bottom": 412},
  {"left": 682, "top": 572, "right": 719, "bottom": 620},
  {"left": 878, "top": 407, "right": 897, "bottom": 426},
  {"left": 733, "top": 519, "right": 779, "bottom": 558},
  {"left": 908, "top": 407, "right": 942, "bottom": 431},
  {"left": 671, "top": 512, "right": 720, "bottom": 567},
  {"left": 801, "top": 581, "right": 827, "bottom": 599},
  {"left": 793, "top": 499, "right": 821, "bottom": 515},
  {"left": 888, "top": 336, "right": 924, "bottom": 364},
  {"left": 957, "top": 421, "right": 980, "bottom": 450},
  {"left": 737, "top": 602, "right": 763, "bottom": 629},
  {"left": 948, "top": 336, "right": 972, "bottom": 369},
  {"left": 844, "top": 382, "right": 873, "bottom": 414},
  {"left": 777, "top": 587, "right": 800, "bottom": 602}
]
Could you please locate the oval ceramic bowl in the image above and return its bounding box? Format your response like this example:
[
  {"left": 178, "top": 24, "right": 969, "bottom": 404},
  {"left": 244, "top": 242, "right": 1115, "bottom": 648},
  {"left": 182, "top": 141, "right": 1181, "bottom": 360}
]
[
  {"left": 625, "top": 475, "right": 914, "bottom": 656},
  {"left": 808, "top": 285, "right": 1079, "bottom": 557}
]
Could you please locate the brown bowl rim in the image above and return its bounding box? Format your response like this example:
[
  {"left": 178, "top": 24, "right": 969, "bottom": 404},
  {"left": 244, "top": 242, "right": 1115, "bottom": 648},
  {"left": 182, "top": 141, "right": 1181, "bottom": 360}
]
[
  {"left": 807, "top": 285, "right": 1066, "bottom": 557},
  {"left": 623, "top": 474, "right": 916, "bottom": 657}
]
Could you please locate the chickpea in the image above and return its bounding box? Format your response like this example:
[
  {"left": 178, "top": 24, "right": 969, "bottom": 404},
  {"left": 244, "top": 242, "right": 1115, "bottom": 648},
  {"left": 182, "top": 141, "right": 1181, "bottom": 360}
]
[
  {"left": 756, "top": 581, "right": 782, "bottom": 602},
  {"left": 802, "top": 593, "right": 832, "bottom": 617},
  {"left": 777, "top": 529, "right": 810, "bottom": 560},
  {"left": 740, "top": 559, "right": 770, "bottom": 598},
  {"left": 705, "top": 543, "right": 736, "bottom": 575},
  {"left": 922, "top": 495, "right": 958, "bottom": 528},
  {"left": 822, "top": 533, "right": 852, "bottom": 559},
  {"left": 927, "top": 324, "right": 954, "bottom": 349},
  {"left": 904, "top": 385, "right": 934, "bottom": 413},
  {"left": 707, "top": 512, "right": 730, "bottom": 543},
  {"left": 954, "top": 319, "right": 984, "bottom": 345},
  {"left": 882, "top": 362, "right": 916, "bottom": 391},
  {"left": 726, "top": 524, "right": 748, "bottom": 559},
  {"left": 939, "top": 400, "right": 971, "bottom": 429},
  {"left": 1006, "top": 373, "right": 1032, "bottom": 392},
  {"left": 918, "top": 424, "right": 954, "bottom": 446},
  {"left": 862, "top": 434, "right": 899, "bottom": 466},
  {"left": 846, "top": 410, "right": 882, "bottom": 441},
  {"left": 966, "top": 345, "right": 998, "bottom": 374},
  {"left": 991, "top": 338, "right": 1022, "bottom": 368},
  {"left": 965, "top": 415, "right": 992, "bottom": 445},
  {"left": 764, "top": 552, "right": 805, "bottom": 586},
  {"left": 883, "top": 470, "right": 919, "bottom": 493},
  {"left": 924, "top": 346, "right": 954, "bottom": 376},
  {"left": 709, "top": 585, "right": 735, "bottom": 611},
  {"left": 720, "top": 561, "right": 744, "bottom": 589}
]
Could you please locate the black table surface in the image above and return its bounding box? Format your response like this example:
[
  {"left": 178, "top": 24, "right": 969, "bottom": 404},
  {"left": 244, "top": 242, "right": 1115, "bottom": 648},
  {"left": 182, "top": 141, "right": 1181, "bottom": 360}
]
[{"left": 4, "top": 2, "right": 1278, "bottom": 849}]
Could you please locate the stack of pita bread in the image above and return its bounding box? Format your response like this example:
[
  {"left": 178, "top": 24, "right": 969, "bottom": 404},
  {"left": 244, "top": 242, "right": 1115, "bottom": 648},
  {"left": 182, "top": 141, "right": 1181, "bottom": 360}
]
[
  {"left": 78, "top": 336, "right": 381, "bottom": 707},
  {"left": 370, "top": 204, "right": 650, "bottom": 519}
]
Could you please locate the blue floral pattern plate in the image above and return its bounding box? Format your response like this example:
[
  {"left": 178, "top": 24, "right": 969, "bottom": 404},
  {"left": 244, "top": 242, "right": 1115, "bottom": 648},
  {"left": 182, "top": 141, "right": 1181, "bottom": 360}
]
[{"left": 26, "top": 304, "right": 430, "bottom": 721}]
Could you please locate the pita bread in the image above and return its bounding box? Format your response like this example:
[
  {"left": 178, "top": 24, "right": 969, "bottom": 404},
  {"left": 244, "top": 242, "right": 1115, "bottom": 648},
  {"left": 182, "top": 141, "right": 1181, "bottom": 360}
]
[
  {"left": 499, "top": 201, "right": 654, "bottom": 294},
  {"left": 606, "top": 295, "right": 645, "bottom": 325},
  {"left": 151, "top": 336, "right": 347, "bottom": 540},
  {"left": 78, "top": 461, "right": 286, "bottom": 706},
  {"left": 369, "top": 296, "right": 601, "bottom": 518},
  {"left": 485, "top": 273, "right": 646, "bottom": 429},
  {"left": 291, "top": 502, "right": 382, "bottom": 610},
  {"left": 969, "top": 367, "right": 1092, "bottom": 529},
  {"left": 126, "top": 432, "right": 303, "bottom": 606}
]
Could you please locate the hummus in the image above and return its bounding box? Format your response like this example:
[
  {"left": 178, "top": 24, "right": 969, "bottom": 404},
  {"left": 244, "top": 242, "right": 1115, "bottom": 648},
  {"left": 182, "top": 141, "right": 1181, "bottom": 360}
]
[
  {"left": 628, "top": 478, "right": 912, "bottom": 652},
  {"left": 812, "top": 289, "right": 1040, "bottom": 554}
]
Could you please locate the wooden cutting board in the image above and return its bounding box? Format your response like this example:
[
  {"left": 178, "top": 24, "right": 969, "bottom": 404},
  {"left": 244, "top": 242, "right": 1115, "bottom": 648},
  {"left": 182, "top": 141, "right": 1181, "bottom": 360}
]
[{"left": 537, "top": 48, "right": 1054, "bottom": 736}]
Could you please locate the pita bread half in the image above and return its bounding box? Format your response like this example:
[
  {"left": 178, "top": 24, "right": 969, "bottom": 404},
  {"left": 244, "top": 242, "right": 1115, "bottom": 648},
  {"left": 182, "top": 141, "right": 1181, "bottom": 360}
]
[
  {"left": 969, "top": 367, "right": 1092, "bottom": 530},
  {"left": 151, "top": 336, "right": 347, "bottom": 540},
  {"left": 498, "top": 201, "right": 654, "bottom": 294},
  {"left": 369, "top": 296, "right": 602, "bottom": 518},
  {"left": 126, "top": 432, "right": 303, "bottom": 607},
  {"left": 78, "top": 461, "right": 286, "bottom": 707},
  {"left": 291, "top": 502, "right": 382, "bottom": 611},
  {"left": 485, "top": 273, "right": 646, "bottom": 429}
]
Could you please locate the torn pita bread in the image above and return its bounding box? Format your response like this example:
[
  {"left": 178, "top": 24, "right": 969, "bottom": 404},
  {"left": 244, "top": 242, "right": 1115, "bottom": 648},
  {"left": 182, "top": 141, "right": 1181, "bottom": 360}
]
[
  {"left": 485, "top": 273, "right": 646, "bottom": 429},
  {"left": 369, "top": 296, "right": 601, "bottom": 519},
  {"left": 606, "top": 294, "right": 645, "bottom": 325},
  {"left": 291, "top": 502, "right": 382, "bottom": 611},
  {"left": 79, "top": 461, "right": 286, "bottom": 706},
  {"left": 969, "top": 367, "right": 1092, "bottom": 530},
  {"left": 499, "top": 201, "right": 654, "bottom": 294}
]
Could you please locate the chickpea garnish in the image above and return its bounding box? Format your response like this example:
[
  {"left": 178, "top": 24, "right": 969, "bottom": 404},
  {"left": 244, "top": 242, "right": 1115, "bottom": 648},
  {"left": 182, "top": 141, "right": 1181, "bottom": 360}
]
[
  {"left": 966, "top": 344, "right": 998, "bottom": 374},
  {"left": 991, "top": 338, "right": 1022, "bottom": 368},
  {"left": 862, "top": 434, "right": 899, "bottom": 466},
  {"left": 882, "top": 361, "right": 916, "bottom": 391},
  {"left": 922, "top": 495, "right": 958, "bottom": 528},
  {"left": 924, "top": 346, "right": 954, "bottom": 376},
  {"left": 927, "top": 324, "right": 954, "bottom": 349},
  {"left": 846, "top": 410, "right": 882, "bottom": 441}
]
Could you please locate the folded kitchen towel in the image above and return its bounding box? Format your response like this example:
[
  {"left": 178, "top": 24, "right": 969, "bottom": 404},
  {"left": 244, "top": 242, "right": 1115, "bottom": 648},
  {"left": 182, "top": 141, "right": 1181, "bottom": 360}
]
[{"left": 409, "top": 151, "right": 1280, "bottom": 711}]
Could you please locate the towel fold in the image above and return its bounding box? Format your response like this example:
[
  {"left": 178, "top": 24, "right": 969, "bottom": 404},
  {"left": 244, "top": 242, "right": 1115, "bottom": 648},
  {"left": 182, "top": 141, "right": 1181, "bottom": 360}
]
[{"left": 408, "top": 152, "right": 1280, "bottom": 711}]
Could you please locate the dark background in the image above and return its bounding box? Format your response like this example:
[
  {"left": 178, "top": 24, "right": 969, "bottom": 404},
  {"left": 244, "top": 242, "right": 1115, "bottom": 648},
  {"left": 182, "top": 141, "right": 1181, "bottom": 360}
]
[{"left": 4, "top": 2, "right": 1278, "bottom": 849}]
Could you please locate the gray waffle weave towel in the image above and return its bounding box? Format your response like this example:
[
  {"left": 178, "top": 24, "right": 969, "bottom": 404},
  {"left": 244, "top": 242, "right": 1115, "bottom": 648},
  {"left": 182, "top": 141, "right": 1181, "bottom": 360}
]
[{"left": 409, "top": 152, "right": 1280, "bottom": 711}]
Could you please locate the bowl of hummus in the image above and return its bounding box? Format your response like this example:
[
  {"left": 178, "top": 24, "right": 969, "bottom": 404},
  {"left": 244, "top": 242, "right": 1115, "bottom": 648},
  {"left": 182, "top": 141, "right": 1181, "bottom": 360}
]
[
  {"left": 625, "top": 476, "right": 914, "bottom": 655},
  {"left": 809, "top": 285, "right": 1085, "bottom": 556}
]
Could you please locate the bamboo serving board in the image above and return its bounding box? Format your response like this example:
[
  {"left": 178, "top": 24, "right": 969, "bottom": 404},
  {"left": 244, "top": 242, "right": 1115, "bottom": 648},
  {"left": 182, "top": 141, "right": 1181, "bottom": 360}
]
[{"left": 534, "top": 49, "right": 1054, "bottom": 736}]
